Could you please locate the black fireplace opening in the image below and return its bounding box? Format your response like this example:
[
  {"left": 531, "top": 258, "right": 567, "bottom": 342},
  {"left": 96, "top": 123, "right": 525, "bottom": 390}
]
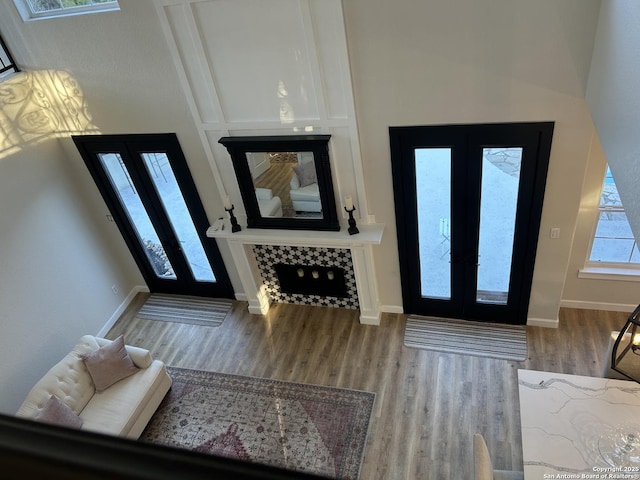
[{"left": 274, "top": 263, "right": 348, "bottom": 298}]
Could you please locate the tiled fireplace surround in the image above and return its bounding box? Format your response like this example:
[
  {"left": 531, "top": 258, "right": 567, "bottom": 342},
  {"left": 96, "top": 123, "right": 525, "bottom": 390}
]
[
  {"left": 206, "top": 225, "right": 385, "bottom": 325},
  {"left": 253, "top": 245, "right": 360, "bottom": 310}
]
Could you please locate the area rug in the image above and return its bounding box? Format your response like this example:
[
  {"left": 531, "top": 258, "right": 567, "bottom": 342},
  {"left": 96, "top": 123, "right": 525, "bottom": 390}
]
[
  {"left": 140, "top": 367, "right": 375, "bottom": 479},
  {"left": 136, "top": 294, "right": 233, "bottom": 327},
  {"left": 404, "top": 315, "right": 528, "bottom": 361}
]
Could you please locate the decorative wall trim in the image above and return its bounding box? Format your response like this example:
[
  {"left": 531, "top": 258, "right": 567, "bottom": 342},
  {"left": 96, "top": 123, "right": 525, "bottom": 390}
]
[
  {"left": 560, "top": 299, "right": 636, "bottom": 313},
  {"left": 578, "top": 267, "right": 640, "bottom": 282},
  {"left": 234, "top": 293, "right": 249, "bottom": 302},
  {"left": 98, "top": 285, "right": 149, "bottom": 337},
  {"left": 155, "top": 0, "right": 371, "bottom": 223},
  {"left": 207, "top": 225, "right": 384, "bottom": 325},
  {"left": 380, "top": 305, "right": 404, "bottom": 314},
  {"left": 253, "top": 245, "right": 359, "bottom": 309},
  {"left": 527, "top": 317, "right": 559, "bottom": 328}
]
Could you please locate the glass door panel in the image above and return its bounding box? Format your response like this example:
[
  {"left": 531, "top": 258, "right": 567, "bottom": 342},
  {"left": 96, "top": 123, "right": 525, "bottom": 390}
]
[
  {"left": 416, "top": 148, "right": 452, "bottom": 299},
  {"left": 476, "top": 148, "right": 522, "bottom": 304},
  {"left": 391, "top": 122, "right": 553, "bottom": 324},
  {"left": 140, "top": 153, "right": 215, "bottom": 282},
  {"left": 74, "top": 133, "right": 234, "bottom": 298},
  {"left": 98, "top": 153, "right": 176, "bottom": 279}
]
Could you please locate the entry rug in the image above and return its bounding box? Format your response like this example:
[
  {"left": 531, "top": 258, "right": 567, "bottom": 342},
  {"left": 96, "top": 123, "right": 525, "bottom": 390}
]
[
  {"left": 136, "top": 294, "right": 233, "bottom": 327},
  {"left": 141, "top": 367, "right": 375, "bottom": 479},
  {"left": 404, "top": 315, "right": 528, "bottom": 361}
]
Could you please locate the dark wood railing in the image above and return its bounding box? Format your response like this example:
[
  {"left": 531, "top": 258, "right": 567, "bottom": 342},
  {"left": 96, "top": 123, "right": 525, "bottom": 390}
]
[{"left": 0, "top": 34, "right": 19, "bottom": 78}]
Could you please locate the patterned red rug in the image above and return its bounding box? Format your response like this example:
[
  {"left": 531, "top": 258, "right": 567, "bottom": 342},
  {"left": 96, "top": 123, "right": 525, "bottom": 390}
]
[{"left": 140, "top": 367, "right": 375, "bottom": 479}]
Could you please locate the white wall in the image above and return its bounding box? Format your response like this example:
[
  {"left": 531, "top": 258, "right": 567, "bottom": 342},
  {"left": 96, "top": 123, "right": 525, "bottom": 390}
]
[
  {"left": 342, "top": 0, "right": 602, "bottom": 324},
  {"left": 0, "top": 139, "right": 142, "bottom": 413},
  {"left": 561, "top": 0, "right": 640, "bottom": 311},
  {"left": 156, "top": 0, "right": 617, "bottom": 324},
  {"left": 561, "top": 131, "right": 640, "bottom": 311},
  {"left": 1, "top": 0, "right": 637, "bottom": 414},
  {"left": 155, "top": 0, "right": 367, "bottom": 229},
  {"left": 586, "top": 0, "right": 640, "bottom": 244},
  {"left": 0, "top": 0, "right": 235, "bottom": 246},
  {"left": 0, "top": 0, "right": 238, "bottom": 413}
]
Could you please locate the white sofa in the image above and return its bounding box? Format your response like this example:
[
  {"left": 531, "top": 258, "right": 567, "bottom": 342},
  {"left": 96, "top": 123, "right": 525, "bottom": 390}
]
[
  {"left": 255, "top": 187, "right": 283, "bottom": 217},
  {"left": 289, "top": 174, "right": 322, "bottom": 213},
  {"left": 16, "top": 335, "right": 172, "bottom": 439},
  {"left": 288, "top": 152, "right": 322, "bottom": 213}
]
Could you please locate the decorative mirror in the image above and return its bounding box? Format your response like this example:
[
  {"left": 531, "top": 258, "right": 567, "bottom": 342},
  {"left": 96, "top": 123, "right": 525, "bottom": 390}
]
[{"left": 219, "top": 135, "right": 340, "bottom": 231}]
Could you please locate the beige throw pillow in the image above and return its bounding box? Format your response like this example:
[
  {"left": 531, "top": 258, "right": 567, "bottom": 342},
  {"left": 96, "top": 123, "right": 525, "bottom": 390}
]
[
  {"left": 36, "top": 395, "right": 83, "bottom": 429},
  {"left": 81, "top": 335, "right": 139, "bottom": 392}
]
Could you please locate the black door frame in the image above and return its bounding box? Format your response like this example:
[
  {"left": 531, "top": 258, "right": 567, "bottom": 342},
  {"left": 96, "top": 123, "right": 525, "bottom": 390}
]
[
  {"left": 74, "top": 133, "right": 234, "bottom": 299},
  {"left": 390, "top": 122, "right": 554, "bottom": 324}
]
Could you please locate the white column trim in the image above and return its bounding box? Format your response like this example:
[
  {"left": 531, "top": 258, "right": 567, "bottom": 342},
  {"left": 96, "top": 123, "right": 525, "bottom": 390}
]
[
  {"left": 208, "top": 224, "right": 384, "bottom": 324},
  {"left": 227, "top": 240, "right": 271, "bottom": 316}
]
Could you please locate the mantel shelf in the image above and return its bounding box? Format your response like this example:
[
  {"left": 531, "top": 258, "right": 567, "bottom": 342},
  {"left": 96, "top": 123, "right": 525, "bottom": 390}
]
[
  {"left": 206, "top": 223, "right": 384, "bottom": 247},
  {"left": 207, "top": 223, "right": 384, "bottom": 325}
]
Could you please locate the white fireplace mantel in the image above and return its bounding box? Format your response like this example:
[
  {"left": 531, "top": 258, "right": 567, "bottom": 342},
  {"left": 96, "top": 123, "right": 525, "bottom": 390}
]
[{"left": 207, "top": 224, "right": 385, "bottom": 325}]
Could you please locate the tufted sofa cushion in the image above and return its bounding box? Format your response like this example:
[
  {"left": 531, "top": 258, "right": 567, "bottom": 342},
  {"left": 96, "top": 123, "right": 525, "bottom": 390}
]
[
  {"left": 16, "top": 335, "right": 172, "bottom": 439},
  {"left": 16, "top": 335, "right": 158, "bottom": 420},
  {"left": 16, "top": 335, "right": 103, "bottom": 419},
  {"left": 79, "top": 358, "right": 168, "bottom": 437}
]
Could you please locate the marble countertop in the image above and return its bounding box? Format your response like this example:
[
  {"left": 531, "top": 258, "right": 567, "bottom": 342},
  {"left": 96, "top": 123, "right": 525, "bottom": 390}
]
[{"left": 518, "top": 369, "right": 640, "bottom": 479}]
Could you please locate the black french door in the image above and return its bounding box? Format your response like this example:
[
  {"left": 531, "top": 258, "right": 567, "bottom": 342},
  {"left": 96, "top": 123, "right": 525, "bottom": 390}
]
[
  {"left": 390, "top": 122, "right": 554, "bottom": 324},
  {"left": 74, "top": 133, "right": 234, "bottom": 298}
]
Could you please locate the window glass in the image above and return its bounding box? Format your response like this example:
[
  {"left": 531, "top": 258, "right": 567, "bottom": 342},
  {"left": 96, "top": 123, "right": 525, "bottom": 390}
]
[
  {"left": 14, "top": 0, "right": 119, "bottom": 20},
  {"left": 415, "top": 148, "right": 452, "bottom": 299},
  {"left": 589, "top": 166, "right": 639, "bottom": 264}
]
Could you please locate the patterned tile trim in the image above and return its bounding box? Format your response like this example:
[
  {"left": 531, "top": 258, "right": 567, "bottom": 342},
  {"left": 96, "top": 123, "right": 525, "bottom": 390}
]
[{"left": 252, "top": 245, "right": 359, "bottom": 309}]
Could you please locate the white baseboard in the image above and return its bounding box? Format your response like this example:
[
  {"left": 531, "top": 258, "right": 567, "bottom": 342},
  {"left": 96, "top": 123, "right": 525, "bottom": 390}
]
[
  {"left": 97, "top": 285, "right": 149, "bottom": 337},
  {"left": 527, "top": 317, "right": 559, "bottom": 328},
  {"left": 560, "top": 299, "right": 636, "bottom": 313},
  {"left": 231, "top": 297, "right": 404, "bottom": 317},
  {"left": 380, "top": 305, "right": 404, "bottom": 314}
]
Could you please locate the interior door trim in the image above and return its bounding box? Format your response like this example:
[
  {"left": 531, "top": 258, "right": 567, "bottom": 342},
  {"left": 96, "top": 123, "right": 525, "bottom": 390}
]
[
  {"left": 390, "top": 122, "right": 554, "bottom": 324},
  {"left": 73, "top": 133, "right": 234, "bottom": 299}
]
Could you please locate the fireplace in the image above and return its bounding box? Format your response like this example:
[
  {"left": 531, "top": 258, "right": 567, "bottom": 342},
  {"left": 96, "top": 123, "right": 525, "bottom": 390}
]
[
  {"left": 274, "top": 264, "right": 348, "bottom": 298},
  {"left": 206, "top": 224, "right": 384, "bottom": 324},
  {"left": 253, "top": 245, "right": 359, "bottom": 309}
]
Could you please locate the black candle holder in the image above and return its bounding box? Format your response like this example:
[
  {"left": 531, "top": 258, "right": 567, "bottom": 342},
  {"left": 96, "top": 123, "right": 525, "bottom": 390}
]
[
  {"left": 345, "top": 206, "right": 359, "bottom": 235},
  {"left": 225, "top": 205, "right": 242, "bottom": 233}
]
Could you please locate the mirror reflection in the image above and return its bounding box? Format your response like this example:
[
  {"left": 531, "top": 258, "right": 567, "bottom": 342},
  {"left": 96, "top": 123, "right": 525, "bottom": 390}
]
[
  {"left": 219, "top": 134, "right": 339, "bottom": 231},
  {"left": 247, "top": 151, "right": 322, "bottom": 219}
]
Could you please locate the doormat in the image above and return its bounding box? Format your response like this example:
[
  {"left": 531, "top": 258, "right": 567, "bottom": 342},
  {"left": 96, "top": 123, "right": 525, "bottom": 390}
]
[
  {"left": 404, "top": 315, "right": 528, "bottom": 361},
  {"left": 136, "top": 294, "right": 233, "bottom": 327},
  {"left": 141, "top": 367, "right": 375, "bottom": 479}
]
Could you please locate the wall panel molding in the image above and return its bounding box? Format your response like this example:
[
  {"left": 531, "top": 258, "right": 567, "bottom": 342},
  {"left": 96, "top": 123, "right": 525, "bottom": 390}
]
[{"left": 156, "top": 0, "right": 371, "bottom": 223}]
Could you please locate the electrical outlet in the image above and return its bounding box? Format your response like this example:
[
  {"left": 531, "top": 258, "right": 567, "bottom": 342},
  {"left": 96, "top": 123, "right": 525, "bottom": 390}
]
[
  {"left": 111, "top": 284, "right": 119, "bottom": 295},
  {"left": 550, "top": 228, "right": 560, "bottom": 239}
]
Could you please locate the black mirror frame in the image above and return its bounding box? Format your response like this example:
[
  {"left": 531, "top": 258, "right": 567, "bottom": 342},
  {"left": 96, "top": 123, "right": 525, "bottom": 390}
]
[{"left": 219, "top": 135, "right": 340, "bottom": 231}]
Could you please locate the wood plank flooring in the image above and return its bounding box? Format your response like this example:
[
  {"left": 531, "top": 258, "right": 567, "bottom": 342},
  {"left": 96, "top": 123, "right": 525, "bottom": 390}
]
[
  {"left": 253, "top": 161, "right": 296, "bottom": 215},
  {"left": 107, "top": 295, "right": 630, "bottom": 479}
]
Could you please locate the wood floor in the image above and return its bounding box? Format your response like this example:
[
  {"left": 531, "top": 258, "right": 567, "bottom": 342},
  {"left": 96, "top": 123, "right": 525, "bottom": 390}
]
[
  {"left": 107, "top": 295, "right": 630, "bottom": 479},
  {"left": 253, "top": 161, "right": 296, "bottom": 215}
]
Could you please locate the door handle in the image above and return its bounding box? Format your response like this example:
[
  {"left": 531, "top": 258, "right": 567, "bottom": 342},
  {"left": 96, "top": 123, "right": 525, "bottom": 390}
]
[{"left": 465, "top": 254, "right": 479, "bottom": 267}]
